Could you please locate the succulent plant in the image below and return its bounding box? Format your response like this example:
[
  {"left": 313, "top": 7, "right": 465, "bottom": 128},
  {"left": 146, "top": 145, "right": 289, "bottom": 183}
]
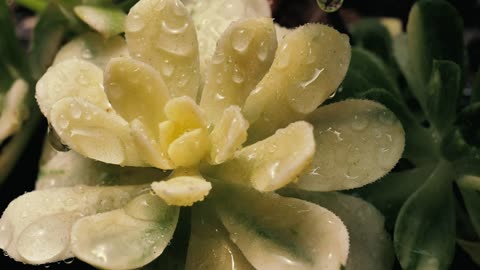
[{"left": 1, "top": 0, "right": 407, "bottom": 269}]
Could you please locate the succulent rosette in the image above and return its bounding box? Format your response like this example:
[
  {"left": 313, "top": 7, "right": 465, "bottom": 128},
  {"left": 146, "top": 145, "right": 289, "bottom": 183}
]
[{"left": 0, "top": 0, "right": 405, "bottom": 269}]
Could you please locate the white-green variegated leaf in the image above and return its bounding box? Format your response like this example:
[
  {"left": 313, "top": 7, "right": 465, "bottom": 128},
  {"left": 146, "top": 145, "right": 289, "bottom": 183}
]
[
  {"left": 282, "top": 190, "right": 394, "bottom": 270},
  {"left": 36, "top": 143, "right": 168, "bottom": 189},
  {"left": 53, "top": 32, "right": 129, "bottom": 70},
  {"left": 185, "top": 207, "right": 255, "bottom": 270},
  {"left": 0, "top": 79, "right": 29, "bottom": 143},
  {"left": 0, "top": 185, "right": 145, "bottom": 264},
  {"left": 296, "top": 99, "right": 405, "bottom": 191},
  {"left": 199, "top": 17, "right": 276, "bottom": 124},
  {"left": 125, "top": 0, "right": 200, "bottom": 100},
  {"left": 205, "top": 121, "right": 315, "bottom": 192},
  {"left": 211, "top": 184, "right": 349, "bottom": 270},
  {"left": 243, "top": 24, "right": 350, "bottom": 142},
  {"left": 74, "top": 6, "right": 126, "bottom": 39},
  {"left": 184, "top": 0, "right": 271, "bottom": 75},
  {"left": 71, "top": 193, "right": 179, "bottom": 270}
]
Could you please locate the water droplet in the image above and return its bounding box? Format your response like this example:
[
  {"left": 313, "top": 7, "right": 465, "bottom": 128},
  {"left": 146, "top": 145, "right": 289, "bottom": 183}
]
[
  {"left": 306, "top": 43, "right": 316, "bottom": 64},
  {"left": 328, "top": 90, "right": 337, "bottom": 98},
  {"left": 378, "top": 110, "right": 395, "bottom": 125},
  {"left": 211, "top": 52, "right": 225, "bottom": 65},
  {"left": 177, "top": 74, "right": 190, "bottom": 87},
  {"left": 125, "top": 13, "right": 145, "bottom": 33},
  {"left": 300, "top": 68, "right": 324, "bottom": 89},
  {"left": 48, "top": 125, "right": 70, "bottom": 152},
  {"left": 81, "top": 48, "right": 92, "bottom": 59},
  {"left": 316, "top": 0, "right": 343, "bottom": 13},
  {"left": 232, "top": 67, "right": 244, "bottom": 84},
  {"left": 257, "top": 41, "right": 268, "bottom": 61},
  {"left": 0, "top": 220, "right": 13, "bottom": 249},
  {"left": 63, "top": 258, "right": 74, "bottom": 264},
  {"left": 161, "top": 20, "right": 189, "bottom": 34},
  {"left": 160, "top": 60, "right": 174, "bottom": 77},
  {"left": 215, "top": 93, "right": 225, "bottom": 100},
  {"left": 231, "top": 28, "right": 253, "bottom": 53},
  {"left": 70, "top": 104, "right": 82, "bottom": 119},
  {"left": 351, "top": 114, "right": 369, "bottom": 131},
  {"left": 57, "top": 116, "right": 69, "bottom": 130},
  {"left": 172, "top": 0, "right": 187, "bottom": 16},
  {"left": 76, "top": 74, "right": 89, "bottom": 86}
]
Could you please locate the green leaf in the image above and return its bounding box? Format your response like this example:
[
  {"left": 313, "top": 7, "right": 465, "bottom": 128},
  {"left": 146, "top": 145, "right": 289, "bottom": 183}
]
[
  {"left": 458, "top": 175, "right": 480, "bottom": 238},
  {"left": 353, "top": 165, "right": 434, "bottom": 228},
  {"left": 472, "top": 70, "right": 480, "bottom": 104},
  {"left": 74, "top": 5, "right": 126, "bottom": 38},
  {"left": 336, "top": 48, "right": 399, "bottom": 101},
  {"left": 0, "top": 0, "right": 29, "bottom": 82},
  {"left": 394, "top": 160, "right": 456, "bottom": 270},
  {"left": 350, "top": 18, "right": 393, "bottom": 64},
  {"left": 457, "top": 102, "right": 480, "bottom": 147},
  {"left": 28, "top": 2, "right": 68, "bottom": 80},
  {"left": 425, "top": 60, "right": 461, "bottom": 133},
  {"left": 15, "top": 0, "right": 48, "bottom": 12},
  {"left": 360, "top": 88, "right": 437, "bottom": 164},
  {"left": 407, "top": 0, "right": 464, "bottom": 85},
  {"left": 457, "top": 239, "right": 480, "bottom": 266}
]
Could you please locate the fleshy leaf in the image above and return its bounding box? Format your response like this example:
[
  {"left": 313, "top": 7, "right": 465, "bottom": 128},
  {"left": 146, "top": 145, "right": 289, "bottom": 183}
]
[
  {"left": 457, "top": 102, "right": 480, "bottom": 147},
  {"left": 458, "top": 175, "right": 480, "bottom": 237},
  {"left": 243, "top": 23, "right": 350, "bottom": 141},
  {"left": 457, "top": 240, "right": 480, "bottom": 266},
  {"left": 350, "top": 18, "right": 393, "bottom": 64},
  {"left": 36, "top": 146, "right": 168, "bottom": 189},
  {"left": 200, "top": 17, "right": 277, "bottom": 124},
  {"left": 184, "top": 0, "right": 271, "bottom": 74},
  {"left": 74, "top": 6, "right": 126, "bottom": 39},
  {"left": 105, "top": 57, "right": 170, "bottom": 130},
  {"left": 36, "top": 59, "right": 111, "bottom": 117},
  {"left": 205, "top": 121, "right": 315, "bottom": 192},
  {"left": 53, "top": 32, "right": 129, "bottom": 69},
  {"left": 185, "top": 206, "right": 255, "bottom": 270},
  {"left": 125, "top": 0, "right": 200, "bottom": 99},
  {"left": 208, "top": 106, "right": 249, "bottom": 164},
  {"left": 212, "top": 184, "right": 349, "bottom": 270},
  {"left": 151, "top": 176, "right": 212, "bottom": 206},
  {"left": 407, "top": 0, "right": 464, "bottom": 85},
  {"left": 50, "top": 97, "right": 143, "bottom": 166},
  {"left": 394, "top": 161, "right": 455, "bottom": 270},
  {"left": 71, "top": 196, "right": 179, "bottom": 269},
  {"left": 282, "top": 190, "right": 394, "bottom": 270},
  {"left": 0, "top": 185, "right": 144, "bottom": 263},
  {"left": 0, "top": 79, "right": 29, "bottom": 142},
  {"left": 297, "top": 99, "right": 405, "bottom": 191},
  {"left": 168, "top": 128, "right": 210, "bottom": 167}
]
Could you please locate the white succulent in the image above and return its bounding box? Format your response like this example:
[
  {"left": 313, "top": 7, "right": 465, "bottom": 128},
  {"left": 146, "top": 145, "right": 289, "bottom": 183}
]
[{"left": 0, "top": 0, "right": 404, "bottom": 269}]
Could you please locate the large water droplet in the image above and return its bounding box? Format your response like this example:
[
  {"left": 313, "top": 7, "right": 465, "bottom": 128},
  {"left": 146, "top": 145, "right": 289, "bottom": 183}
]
[
  {"left": 155, "top": 36, "right": 193, "bottom": 57},
  {"left": 231, "top": 28, "right": 253, "bottom": 53},
  {"left": 48, "top": 124, "right": 70, "bottom": 152},
  {"left": 172, "top": 0, "right": 188, "bottom": 16},
  {"left": 17, "top": 215, "right": 72, "bottom": 264},
  {"left": 316, "top": 0, "right": 343, "bottom": 13},
  {"left": 0, "top": 219, "right": 13, "bottom": 249},
  {"left": 70, "top": 103, "right": 82, "bottom": 119},
  {"left": 125, "top": 193, "right": 170, "bottom": 221},
  {"left": 125, "top": 13, "right": 145, "bottom": 33},
  {"left": 274, "top": 43, "right": 290, "bottom": 69},
  {"left": 351, "top": 114, "right": 369, "bottom": 131},
  {"left": 81, "top": 48, "right": 92, "bottom": 60},
  {"left": 378, "top": 110, "right": 395, "bottom": 125},
  {"left": 154, "top": 0, "right": 166, "bottom": 11}
]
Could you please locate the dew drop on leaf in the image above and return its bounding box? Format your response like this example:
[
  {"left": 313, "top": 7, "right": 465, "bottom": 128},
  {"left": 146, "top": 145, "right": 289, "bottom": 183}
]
[{"left": 316, "top": 0, "right": 344, "bottom": 13}]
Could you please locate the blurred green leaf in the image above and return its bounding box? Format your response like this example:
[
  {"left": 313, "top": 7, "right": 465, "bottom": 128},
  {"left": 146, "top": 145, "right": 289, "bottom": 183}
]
[
  {"left": 394, "top": 160, "right": 455, "bottom": 270},
  {"left": 426, "top": 60, "right": 461, "bottom": 133},
  {"left": 335, "top": 48, "right": 399, "bottom": 101},
  {"left": 350, "top": 18, "right": 393, "bottom": 65},
  {"left": 16, "top": 0, "right": 48, "bottom": 12},
  {"left": 457, "top": 239, "right": 480, "bottom": 266},
  {"left": 472, "top": 70, "right": 480, "bottom": 104},
  {"left": 0, "top": 0, "right": 30, "bottom": 82},
  {"left": 407, "top": 0, "right": 464, "bottom": 85},
  {"left": 353, "top": 165, "right": 434, "bottom": 228},
  {"left": 457, "top": 102, "right": 480, "bottom": 147},
  {"left": 74, "top": 5, "right": 126, "bottom": 38},
  {"left": 458, "top": 175, "right": 480, "bottom": 238}
]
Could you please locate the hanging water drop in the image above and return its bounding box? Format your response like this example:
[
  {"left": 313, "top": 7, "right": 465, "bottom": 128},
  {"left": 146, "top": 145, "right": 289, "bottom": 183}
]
[
  {"left": 316, "top": 0, "right": 344, "bottom": 13},
  {"left": 48, "top": 124, "right": 70, "bottom": 152},
  {"left": 231, "top": 28, "right": 253, "bottom": 53}
]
